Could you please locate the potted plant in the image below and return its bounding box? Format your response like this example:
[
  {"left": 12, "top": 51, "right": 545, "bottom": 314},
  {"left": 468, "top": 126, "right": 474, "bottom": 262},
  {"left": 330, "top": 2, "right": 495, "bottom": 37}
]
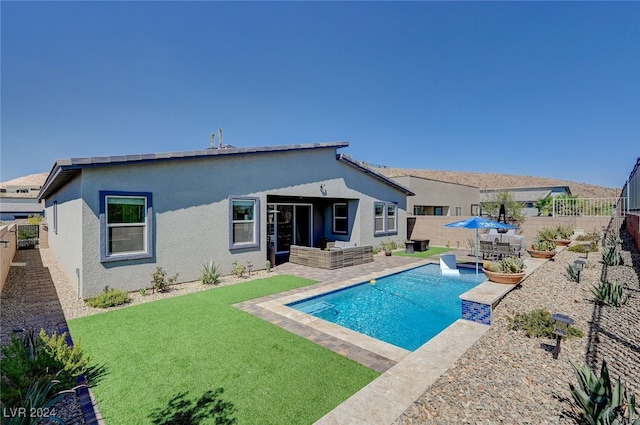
[
  {"left": 381, "top": 240, "right": 396, "bottom": 256},
  {"left": 482, "top": 256, "right": 527, "bottom": 284},
  {"left": 527, "top": 239, "right": 557, "bottom": 259},
  {"left": 551, "top": 224, "right": 574, "bottom": 246}
]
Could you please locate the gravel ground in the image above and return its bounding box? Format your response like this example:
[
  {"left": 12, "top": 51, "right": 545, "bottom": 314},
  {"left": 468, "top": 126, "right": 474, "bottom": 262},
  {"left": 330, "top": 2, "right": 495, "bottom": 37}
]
[
  {"left": 2, "top": 231, "right": 638, "bottom": 425},
  {"left": 394, "top": 230, "right": 640, "bottom": 425}
]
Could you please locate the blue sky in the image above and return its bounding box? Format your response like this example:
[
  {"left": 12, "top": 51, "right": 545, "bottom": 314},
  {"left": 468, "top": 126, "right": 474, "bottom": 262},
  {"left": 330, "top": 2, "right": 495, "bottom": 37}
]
[{"left": 2, "top": 1, "right": 638, "bottom": 188}]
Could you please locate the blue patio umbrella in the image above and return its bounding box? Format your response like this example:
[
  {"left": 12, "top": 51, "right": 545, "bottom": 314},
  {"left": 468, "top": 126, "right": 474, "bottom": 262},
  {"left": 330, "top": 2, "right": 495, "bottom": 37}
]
[{"left": 444, "top": 216, "right": 517, "bottom": 274}]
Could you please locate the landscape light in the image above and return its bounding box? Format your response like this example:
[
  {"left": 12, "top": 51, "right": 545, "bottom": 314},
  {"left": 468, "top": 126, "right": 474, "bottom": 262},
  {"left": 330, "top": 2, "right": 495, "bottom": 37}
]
[{"left": 552, "top": 313, "right": 574, "bottom": 359}]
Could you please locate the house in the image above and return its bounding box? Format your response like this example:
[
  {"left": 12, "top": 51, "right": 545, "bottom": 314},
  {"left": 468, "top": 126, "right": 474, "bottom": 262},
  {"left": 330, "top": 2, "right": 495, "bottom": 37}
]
[
  {"left": 37, "top": 142, "right": 414, "bottom": 298},
  {"left": 480, "top": 186, "right": 572, "bottom": 216},
  {"left": 389, "top": 175, "right": 479, "bottom": 216},
  {"left": 0, "top": 173, "right": 47, "bottom": 221}
]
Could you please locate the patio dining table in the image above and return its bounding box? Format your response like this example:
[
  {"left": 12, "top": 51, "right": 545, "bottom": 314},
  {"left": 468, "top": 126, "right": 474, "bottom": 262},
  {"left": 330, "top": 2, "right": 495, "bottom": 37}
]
[{"left": 480, "top": 234, "right": 525, "bottom": 258}]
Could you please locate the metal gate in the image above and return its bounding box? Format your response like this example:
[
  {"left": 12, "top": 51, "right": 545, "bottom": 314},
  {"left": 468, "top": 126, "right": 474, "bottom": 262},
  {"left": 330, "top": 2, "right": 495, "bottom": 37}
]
[{"left": 17, "top": 224, "right": 39, "bottom": 249}]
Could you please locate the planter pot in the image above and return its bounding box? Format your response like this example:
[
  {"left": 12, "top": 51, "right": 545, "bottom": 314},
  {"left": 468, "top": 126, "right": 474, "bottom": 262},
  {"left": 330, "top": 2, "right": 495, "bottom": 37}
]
[
  {"left": 385, "top": 251, "right": 392, "bottom": 256},
  {"left": 482, "top": 269, "right": 526, "bottom": 284},
  {"left": 404, "top": 242, "right": 415, "bottom": 254},
  {"left": 553, "top": 239, "right": 571, "bottom": 246},
  {"left": 527, "top": 249, "right": 557, "bottom": 259}
]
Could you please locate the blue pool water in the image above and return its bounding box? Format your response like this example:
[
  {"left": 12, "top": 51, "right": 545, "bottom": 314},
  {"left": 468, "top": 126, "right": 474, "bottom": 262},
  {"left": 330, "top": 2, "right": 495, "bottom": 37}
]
[{"left": 288, "top": 264, "right": 486, "bottom": 351}]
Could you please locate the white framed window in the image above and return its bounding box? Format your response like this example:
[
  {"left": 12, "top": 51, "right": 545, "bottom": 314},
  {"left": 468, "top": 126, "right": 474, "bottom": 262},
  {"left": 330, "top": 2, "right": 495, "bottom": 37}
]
[
  {"left": 100, "top": 191, "right": 153, "bottom": 262},
  {"left": 229, "top": 196, "right": 260, "bottom": 249},
  {"left": 333, "top": 203, "right": 348, "bottom": 234},
  {"left": 387, "top": 203, "right": 397, "bottom": 232},
  {"left": 374, "top": 202, "right": 398, "bottom": 235},
  {"left": 456, "top": 206, "right": 462, "bottom": 216}
]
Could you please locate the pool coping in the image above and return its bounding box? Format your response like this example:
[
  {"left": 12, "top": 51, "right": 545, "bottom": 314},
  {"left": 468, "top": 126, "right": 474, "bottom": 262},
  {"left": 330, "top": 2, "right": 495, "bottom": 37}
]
[{"left": 234, "top": 255, "right": 550, "bottom": 424}]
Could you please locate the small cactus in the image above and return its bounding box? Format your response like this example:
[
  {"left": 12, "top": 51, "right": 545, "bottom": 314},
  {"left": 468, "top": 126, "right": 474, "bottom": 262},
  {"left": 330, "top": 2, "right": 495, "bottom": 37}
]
[
  {"left": 499, "top": 256, "right": 526, "bottom": 273},
  {"left": 488, "top": 264, "right": 502, "bottom": 272}
]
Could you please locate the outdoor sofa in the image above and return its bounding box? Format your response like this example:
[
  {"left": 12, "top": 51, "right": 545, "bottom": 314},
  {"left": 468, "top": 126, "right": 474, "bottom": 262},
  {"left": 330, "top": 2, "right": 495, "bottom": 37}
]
[{"left": 289, "top": 241, "right": 374, "bottom": 270}]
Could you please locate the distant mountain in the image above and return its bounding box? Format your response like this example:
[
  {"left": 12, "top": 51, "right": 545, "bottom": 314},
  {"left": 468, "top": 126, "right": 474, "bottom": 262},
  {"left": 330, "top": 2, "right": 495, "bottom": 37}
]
[
  {"left": 0, "top": 169, "right": 621, "bottom": 200},
  {"left": 0, "top": 173, "right": 48, "bottom": 190},
  {"left": 375, "top": 167, "right": 621, "bottom": 199}
]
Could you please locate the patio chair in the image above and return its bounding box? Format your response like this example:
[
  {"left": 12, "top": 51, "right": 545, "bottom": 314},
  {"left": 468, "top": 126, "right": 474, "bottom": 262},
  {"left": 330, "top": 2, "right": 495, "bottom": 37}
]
[
  {"left": 479, "top": 241, "right": 496, "bottom": 260},
  {"left": 467, "top": 238, "right": 476, "bottom": 255},
  {"left": 496, "top": 242, "right": 511, "bottom": 260},
  {"left": 439, "top": 254, "right": 460, "bottom": 275},
  {"left": 510, "top": 244, "right": 522, "bottom": 258}
]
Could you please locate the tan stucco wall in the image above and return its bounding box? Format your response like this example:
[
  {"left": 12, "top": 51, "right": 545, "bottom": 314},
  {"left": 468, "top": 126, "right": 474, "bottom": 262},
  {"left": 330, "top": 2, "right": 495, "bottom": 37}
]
[
  {"left": 408, "top": 215, "right": 614, "bottom": 249},
  {"left": 0, "top": 223, "right": 17, "bottom": 295},
  {"left": 392, "top": 175, "right": 479, "bottom": 216}
]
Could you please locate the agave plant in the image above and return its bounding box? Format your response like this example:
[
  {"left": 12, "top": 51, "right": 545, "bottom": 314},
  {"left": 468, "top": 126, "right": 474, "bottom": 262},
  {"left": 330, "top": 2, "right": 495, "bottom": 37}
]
[
  {"left": 570, "top": 360, "right": 640, "bottom": 425},
  {"left": 566, "top": 263, "right": 580, "bottom": 282},
  {"left": 201, "top": 259, "right": 221, "bottom": 285},
  {"left": 591, "top": 280, "right": 628, "bottom": 307}
]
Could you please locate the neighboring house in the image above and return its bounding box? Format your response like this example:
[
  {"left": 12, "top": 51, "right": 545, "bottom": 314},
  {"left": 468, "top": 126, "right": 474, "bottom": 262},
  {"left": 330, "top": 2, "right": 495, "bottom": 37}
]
[
  {"left": 390, "top": 175, "right": 479, "bottom": 216},
  {"left": 0, "top": 173, "right": 47, "bottom": 221},
  {"left": 0, "top": 198, "right": 44, "bottom": 221},
  {"left": 480, "top": 186, "right": 572, "bottom": 216},
  {"left": 38, "top": 142, "right": 414, "bottom": 298}
]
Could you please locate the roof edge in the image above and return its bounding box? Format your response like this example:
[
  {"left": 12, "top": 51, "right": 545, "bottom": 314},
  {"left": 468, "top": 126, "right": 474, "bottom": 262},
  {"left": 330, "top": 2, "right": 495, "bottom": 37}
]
[
  {"left": 38, "top": 142, "right": 350, "bottom": 200},
  {"left": 337, "top": 154, "right": 415, "bottom": 196}
]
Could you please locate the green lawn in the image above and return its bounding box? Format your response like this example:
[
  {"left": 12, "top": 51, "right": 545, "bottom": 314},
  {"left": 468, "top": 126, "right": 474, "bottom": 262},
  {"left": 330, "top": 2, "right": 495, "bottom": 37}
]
[{"left": 68, "top": 275, "right": 379, "bottom": 425}]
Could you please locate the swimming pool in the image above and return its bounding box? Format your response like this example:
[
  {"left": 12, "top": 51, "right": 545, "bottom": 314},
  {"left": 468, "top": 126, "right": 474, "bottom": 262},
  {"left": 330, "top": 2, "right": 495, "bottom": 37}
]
[{"left": 287, "top": 264, "right": 486, "bottom": 351}]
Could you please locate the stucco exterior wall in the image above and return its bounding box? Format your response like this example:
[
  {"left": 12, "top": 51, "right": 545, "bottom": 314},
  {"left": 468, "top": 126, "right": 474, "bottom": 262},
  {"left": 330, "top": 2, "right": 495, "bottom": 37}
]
[
  {"left": 392, "top": 175, "right": 478, "bottom": 216},
  {"left": 47, "top": 147, "right": 407, "bottom": 298},
  {"left": 44, "top": 174, "right": 83, "bottom": 296}
]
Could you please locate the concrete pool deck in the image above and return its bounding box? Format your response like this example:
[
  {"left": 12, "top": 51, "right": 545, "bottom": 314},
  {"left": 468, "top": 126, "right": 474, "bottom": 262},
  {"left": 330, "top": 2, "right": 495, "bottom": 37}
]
[{"left": 235, "top": 251, "right": 552, "bottom": 425}]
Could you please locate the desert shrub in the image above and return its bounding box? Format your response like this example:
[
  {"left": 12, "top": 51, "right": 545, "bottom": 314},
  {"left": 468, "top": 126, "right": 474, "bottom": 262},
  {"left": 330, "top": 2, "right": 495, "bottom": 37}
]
[
  {"left": 568, "top": 242, "right": 599, "bottom": 254},
  {"left": 151, "top": 267, "right": 179, "bottom": 293},
  {"left": 231, "top": 261, "right": 246, "bottom": 278},
  {"left": 202, "top": 260, "right": 222, "bottom": 285},
  {"left": 575, "top": 228, "right": 602, "bottom": 242},
  {"left": 1, "top": 329, "right": 94, "bottom": 409},
  {"left": 27, "top": 214, "right": 43, "bottom": 225},
  {"left": 507, "top": 309, "right": 583, "bottom": 338},
  {"left": 86, "top": 286, "right": 131, "bottom": 308}
]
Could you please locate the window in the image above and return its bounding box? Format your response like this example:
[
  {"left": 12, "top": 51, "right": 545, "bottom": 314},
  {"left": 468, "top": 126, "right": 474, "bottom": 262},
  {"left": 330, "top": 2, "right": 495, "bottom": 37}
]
[
  {"left": 229, "top": 196, "right": 260, "bottom": 249},
  {"left": 455, "top": 206, "right": 462, "bottom": 216},
  {"left": 333, "top": 203, "right": 348, "bottom": 234},
  {"left": 374, "top": 202, "right": 398, "bottom": 234},
  {"left": 100, "top": 191, "right": 153, "bottom": 262},
  {"left": 53, "top": 201, "right": 58, "bottom": 234},
  {"left": 387, "top": 204, "right": 397, "bottom": 232},
  {"left": 413, "top": 205, "right": 427, "bottom": 216},
  {"left": 434, "top": 206, "right": 443, "bottom": 216}
]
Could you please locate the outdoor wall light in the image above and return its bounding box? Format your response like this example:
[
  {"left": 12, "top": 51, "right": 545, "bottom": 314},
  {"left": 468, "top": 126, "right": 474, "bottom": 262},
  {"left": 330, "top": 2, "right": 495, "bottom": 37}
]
[
  {"left": 552, "top": 313, "right": 574, "bottom": 359},
  {"left": 0, "top": 240, "right": 9, "bottom": 248},
  {"left": 573, "top": 259, "right": 586, "bottom": 283}
]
